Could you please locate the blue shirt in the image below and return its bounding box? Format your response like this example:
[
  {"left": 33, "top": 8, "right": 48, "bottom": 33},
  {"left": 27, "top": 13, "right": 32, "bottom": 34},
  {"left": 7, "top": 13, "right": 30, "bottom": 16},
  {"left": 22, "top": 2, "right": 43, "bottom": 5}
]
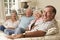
[{"left": 18, "top": 16, "right": 34, "bottom": 29}]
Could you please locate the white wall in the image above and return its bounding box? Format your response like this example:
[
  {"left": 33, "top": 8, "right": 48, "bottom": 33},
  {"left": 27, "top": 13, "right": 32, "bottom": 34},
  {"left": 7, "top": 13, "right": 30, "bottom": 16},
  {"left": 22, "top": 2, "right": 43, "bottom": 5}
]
[{"left": 0, "top": 0, "right": 5, "bottom": 19}]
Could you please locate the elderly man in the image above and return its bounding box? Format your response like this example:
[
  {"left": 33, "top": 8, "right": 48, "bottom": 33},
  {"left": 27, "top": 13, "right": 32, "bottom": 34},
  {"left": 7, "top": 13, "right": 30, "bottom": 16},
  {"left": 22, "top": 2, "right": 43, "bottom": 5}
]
[
  {"left": 4, "top": 8, "right": 34, "bottom": 35},
  {"left": 7, "top": 5, "right": 58, "bottom": 39}
]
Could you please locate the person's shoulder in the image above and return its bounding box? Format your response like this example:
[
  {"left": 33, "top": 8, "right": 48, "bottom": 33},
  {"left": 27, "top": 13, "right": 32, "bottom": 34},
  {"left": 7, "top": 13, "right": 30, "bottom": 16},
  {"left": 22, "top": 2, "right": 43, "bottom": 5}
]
[
  {"left": 49, "top": 19, "right": 57, "bottom": 24},
  {"left": 45, "top": 19, "right": 57, "bottom": 26}
]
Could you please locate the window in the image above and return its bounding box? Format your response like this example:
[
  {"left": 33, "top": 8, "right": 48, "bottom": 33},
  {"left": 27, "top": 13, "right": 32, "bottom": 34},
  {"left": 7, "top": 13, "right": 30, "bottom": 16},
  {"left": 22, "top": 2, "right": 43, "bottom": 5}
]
[{"left": 4, "top": 0, "right": 15, "bottom": 14}]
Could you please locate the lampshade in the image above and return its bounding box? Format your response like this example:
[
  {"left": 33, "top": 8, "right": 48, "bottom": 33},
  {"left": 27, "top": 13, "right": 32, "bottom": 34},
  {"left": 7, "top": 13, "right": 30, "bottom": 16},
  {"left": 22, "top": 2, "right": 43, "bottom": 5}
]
[{"left": 20, "top": 0, "right": 31, "bottom": 2}]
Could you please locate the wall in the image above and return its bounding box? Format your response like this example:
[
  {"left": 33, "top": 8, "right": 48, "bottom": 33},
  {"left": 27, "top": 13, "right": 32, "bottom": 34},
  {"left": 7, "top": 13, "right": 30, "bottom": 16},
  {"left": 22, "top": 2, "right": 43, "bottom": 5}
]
[{"left": 0, "top": 0, "right": 5, "bottom": 19}]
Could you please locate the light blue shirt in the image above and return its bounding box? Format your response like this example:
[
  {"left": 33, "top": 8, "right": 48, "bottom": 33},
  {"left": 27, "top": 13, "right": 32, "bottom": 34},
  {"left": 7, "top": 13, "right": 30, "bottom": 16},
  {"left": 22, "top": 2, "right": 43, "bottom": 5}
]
[{"left": 18, "top": 16, "right": 34, "bottom": 29}]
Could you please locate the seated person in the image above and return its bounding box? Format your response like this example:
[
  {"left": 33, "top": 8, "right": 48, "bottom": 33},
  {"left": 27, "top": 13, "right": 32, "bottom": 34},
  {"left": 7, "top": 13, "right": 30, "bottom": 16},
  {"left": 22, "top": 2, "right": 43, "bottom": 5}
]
[
  {"left": 0, "top": 10, "right": 19, "bottom": 35},
  {"left": 7, "top": 5, "right": 59, "bottom": 39},
  {"left": 26, "top": 10, "right": 42, "bottom": 31},
  {"left": 4, "top": 8, "right": 34, "bottom": 35},
  {"left": 14, "top": 8, "right": 34, "bottom": 35}
]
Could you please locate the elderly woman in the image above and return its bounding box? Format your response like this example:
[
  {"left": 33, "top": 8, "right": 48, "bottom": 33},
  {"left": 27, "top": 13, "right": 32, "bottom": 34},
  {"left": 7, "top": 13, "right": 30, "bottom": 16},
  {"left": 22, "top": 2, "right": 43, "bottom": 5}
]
[
  {"left": 27, "top": 10, "right": 42, "bottom": 31},
  {"left": 0, "top": 10, "right": 19, "bottom": 35}
]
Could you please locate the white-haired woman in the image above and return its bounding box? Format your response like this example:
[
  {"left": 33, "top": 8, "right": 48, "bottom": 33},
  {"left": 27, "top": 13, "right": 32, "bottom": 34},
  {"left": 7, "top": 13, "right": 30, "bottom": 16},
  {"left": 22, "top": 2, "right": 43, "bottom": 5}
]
[{"left": 26, "top": 10, "right": 43, "bottom": 31}]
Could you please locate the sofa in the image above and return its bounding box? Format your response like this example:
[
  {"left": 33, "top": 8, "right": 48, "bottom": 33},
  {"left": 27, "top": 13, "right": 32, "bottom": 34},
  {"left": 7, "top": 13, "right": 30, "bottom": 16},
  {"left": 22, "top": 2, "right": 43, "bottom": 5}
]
[{"left": 0, "top": 20, "right": 60, "bottom": 40}]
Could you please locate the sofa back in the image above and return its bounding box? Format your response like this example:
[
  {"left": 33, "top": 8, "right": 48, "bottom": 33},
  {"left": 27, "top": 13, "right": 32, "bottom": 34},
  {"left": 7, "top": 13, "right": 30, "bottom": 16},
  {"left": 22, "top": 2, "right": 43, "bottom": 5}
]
[{"left": 57, "top": 20, "right": 60, "bottom": 34}]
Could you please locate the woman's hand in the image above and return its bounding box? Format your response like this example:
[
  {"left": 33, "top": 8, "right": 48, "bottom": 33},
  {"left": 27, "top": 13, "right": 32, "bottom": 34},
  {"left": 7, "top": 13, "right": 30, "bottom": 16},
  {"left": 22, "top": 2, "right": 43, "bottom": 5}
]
[{"left": 6, "top": 34, "right": 24, "bottom": 39}]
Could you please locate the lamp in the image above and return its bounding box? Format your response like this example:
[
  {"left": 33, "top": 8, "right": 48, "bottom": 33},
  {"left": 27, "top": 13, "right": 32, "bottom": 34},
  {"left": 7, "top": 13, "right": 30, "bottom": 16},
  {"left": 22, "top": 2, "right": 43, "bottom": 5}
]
[{"left": 20, "top": 0, "right": 31, "bottom": 2}]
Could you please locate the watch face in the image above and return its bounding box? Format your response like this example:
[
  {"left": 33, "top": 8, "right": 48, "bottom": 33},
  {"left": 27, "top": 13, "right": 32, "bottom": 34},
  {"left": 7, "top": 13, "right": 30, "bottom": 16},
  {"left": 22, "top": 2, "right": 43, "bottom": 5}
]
[
  {"left": 23, "top": 33, "right": 25, "bottom": 37},
  {"left": 23, "top": 33, "right": 25, "bottom": 35}
]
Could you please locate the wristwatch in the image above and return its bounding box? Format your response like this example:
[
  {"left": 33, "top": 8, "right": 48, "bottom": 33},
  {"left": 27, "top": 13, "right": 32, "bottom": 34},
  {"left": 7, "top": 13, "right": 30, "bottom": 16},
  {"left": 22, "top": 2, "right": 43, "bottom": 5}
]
[{"left": 22, "top": 33, "right": 26, "bottom": 37}]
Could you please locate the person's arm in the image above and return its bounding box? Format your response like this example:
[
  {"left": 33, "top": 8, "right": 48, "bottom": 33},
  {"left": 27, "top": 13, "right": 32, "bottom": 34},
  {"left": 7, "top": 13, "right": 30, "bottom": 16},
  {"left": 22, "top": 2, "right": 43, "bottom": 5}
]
[
  {"left": 24, "top": 30, "right": 46, "bottom": 37},
  {"left": 7, "top": 30, "right": 46, "bottom": 39},
  {"left": 7, "top": 27, "right": 15, "bottom": 29},
  {"left": 25, "top": 20, "right": 35, "bottom": 31}
]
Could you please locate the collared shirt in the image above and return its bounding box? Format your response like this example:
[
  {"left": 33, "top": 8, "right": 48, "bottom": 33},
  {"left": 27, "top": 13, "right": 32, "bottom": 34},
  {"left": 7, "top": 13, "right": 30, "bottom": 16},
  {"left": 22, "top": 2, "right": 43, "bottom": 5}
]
[
  {"left": 30, "top": 19, "right": 58, "bottom": 32},
  {"left": 18, "top": 16, "right": 34, "bottom": 29}
]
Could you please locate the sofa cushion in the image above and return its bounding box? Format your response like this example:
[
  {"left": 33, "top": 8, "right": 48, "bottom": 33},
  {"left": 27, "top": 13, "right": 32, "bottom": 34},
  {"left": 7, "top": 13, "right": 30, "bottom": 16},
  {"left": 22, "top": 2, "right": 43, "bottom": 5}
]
[
  {"left": 45, "top": 20, "right": 60, "bottom": 36},
  {"left": 57, "top": 20, "right": 60, "bottom": 34},
  {"left": 46, "top": 27, "right": 58, "bottom": 35}
]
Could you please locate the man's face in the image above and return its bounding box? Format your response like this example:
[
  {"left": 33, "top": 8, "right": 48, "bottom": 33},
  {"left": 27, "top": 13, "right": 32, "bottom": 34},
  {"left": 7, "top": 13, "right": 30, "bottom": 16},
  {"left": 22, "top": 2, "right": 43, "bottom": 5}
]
[
  {"left": 25, "top": 9, "right": 32, "bottom": 17},
  {"left": 43, "top": 7, "right": 55, "bottom": 21}
]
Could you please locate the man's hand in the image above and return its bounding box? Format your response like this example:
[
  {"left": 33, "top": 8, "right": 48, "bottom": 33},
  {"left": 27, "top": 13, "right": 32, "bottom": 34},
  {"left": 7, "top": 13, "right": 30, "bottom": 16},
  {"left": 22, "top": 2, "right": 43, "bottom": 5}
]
[{"left": 6, "top": 35, "right": 14, "bottom": 39}]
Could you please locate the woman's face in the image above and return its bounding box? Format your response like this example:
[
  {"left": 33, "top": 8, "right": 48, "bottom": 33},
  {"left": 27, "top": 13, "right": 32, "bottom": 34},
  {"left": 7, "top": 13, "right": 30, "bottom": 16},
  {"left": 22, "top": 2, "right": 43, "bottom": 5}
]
[
  {"left": 33, "top": 12, "right": 42, "bottom": 19},
  {"left": 11, "top": 13, "right": 17, "bottom": 19}
]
